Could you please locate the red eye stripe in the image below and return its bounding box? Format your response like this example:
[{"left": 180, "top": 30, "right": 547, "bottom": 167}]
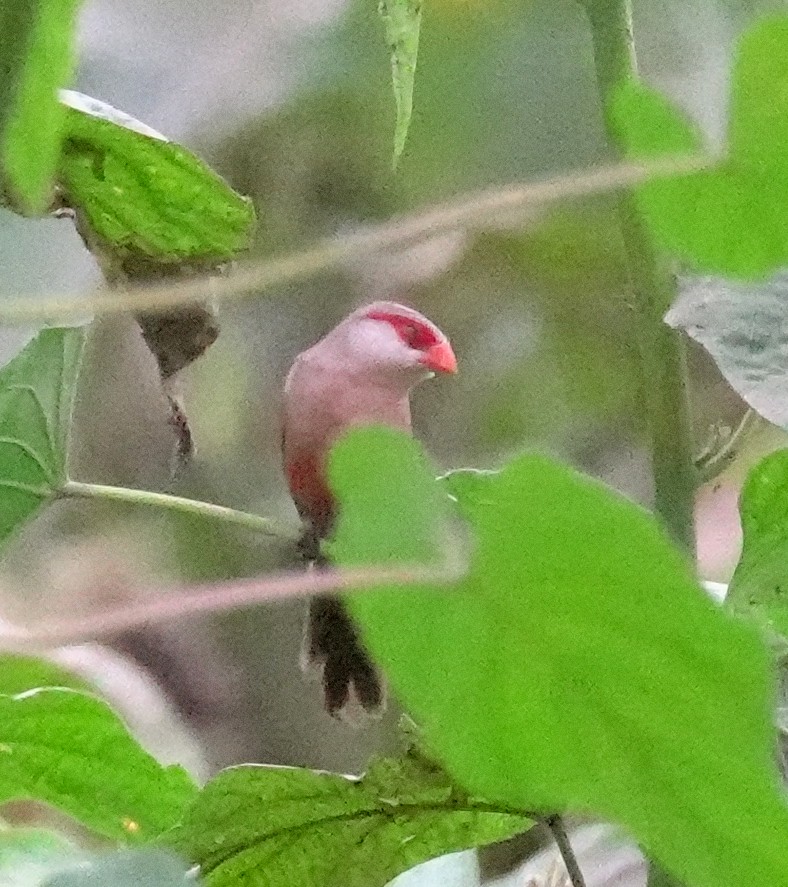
[{"left": 365, "top": 310, "right": 441, "bottom": 350}]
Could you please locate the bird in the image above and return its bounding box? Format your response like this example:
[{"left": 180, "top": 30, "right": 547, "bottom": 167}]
[{"left": 281, "top": 301, "right": 457, "bottom": 717}]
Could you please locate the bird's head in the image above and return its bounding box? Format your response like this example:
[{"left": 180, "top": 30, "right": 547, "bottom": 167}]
[{"left": 332, "top": 301, "right": 457, "bottom": 387}]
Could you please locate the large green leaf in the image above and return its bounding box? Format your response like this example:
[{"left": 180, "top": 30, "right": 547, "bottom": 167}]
[
  {"left": 648, "top": 863, "right": 685, "bottom": 887},
  {"left": 57, "top": 93, "right": 256, "bottom": 271},
  {"left": 728, "top": 449, "right": 788, "bottom": 640},
  {"left": 329, "top": 428, "right": 788, "bottom": 887},
  {"left": 379, "top": 0, "right": 422, "bottom": 165},
  {"left": 0, "top": 688, "right": 197, "bottom": 843},
  {"left": 610, "top": 15, "right": 788, "bottom": 278},
  {"left": 167, "top": 742, "right": 529, "bottom": 887},
  {"left": 0, "top": 0, "right": 82, "bottom": 213},
  {"left": 0, "top": 326, "right": 86, "bottom": 546}
]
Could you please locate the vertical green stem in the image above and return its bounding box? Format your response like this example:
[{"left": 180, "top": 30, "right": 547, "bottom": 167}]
[{"left": 581, "top": 0, "right": 696, "bottom": 556}]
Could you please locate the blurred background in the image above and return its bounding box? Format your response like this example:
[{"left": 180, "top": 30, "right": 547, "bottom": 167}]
[{"left": 0, "top": 0, "right": 785, "bottom": 838}]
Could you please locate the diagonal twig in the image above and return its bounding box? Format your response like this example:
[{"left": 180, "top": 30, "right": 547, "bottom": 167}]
[
  {"left": 0, "top": 557, "right": 464, "bottom": 653},
  {"left": 0, "top": 154, "right": 711, "bottom": 325}
]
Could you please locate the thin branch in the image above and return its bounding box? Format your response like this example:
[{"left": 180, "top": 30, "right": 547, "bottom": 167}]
[
  {"left": 0, "top": 154, "right": 711, "bottom": 325},
  {"left": 544, "top": 814, "right": 587, "bottom": 887},
  {"left": 0, "top": 559, "right": 462, "bottom": 653},
  {"left": 60, "top": 479, "right": 295, "bottom": 540}
]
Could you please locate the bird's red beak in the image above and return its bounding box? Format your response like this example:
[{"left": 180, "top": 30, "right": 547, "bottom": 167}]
[{"left": 421, "top": 340, "right": 458, "bottom": 374}]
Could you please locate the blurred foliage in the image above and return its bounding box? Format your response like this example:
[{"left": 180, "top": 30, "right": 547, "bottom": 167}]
[
  {"left": 335, "top": 428, "right": 788, "bottom": 887},
  {"left": 0, "top": 0, "right": 81, "bottom": 213},
  {"left": 612, "top": 16, "right": 788, "bottom": 278}
]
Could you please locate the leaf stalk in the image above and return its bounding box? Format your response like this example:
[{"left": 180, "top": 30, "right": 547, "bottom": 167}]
[{"left": 60, "top": 479, "right": 295, "bottom": 540}]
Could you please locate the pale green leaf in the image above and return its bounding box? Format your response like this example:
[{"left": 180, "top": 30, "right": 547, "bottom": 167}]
[
  {"left": 57, "top": 94, "right": 256, "bottom": 270},
  {"left": 328, "top": 428, "right": 788, "bottom": 887},
  {"left": 0, "top": 688, "right": 197, "bottom": 843},
  {"left": 379, "top": 0, "right": 422, "bottom": 166},
  {"left": 0, "top": 326, "right": 86, "bottom": 546}
]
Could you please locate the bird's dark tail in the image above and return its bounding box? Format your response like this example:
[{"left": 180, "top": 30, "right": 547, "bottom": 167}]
[
  {"left": 304, "top": 594, "right": 384, "bottom": 716},
  {"left": 298, "top": 526, "right": 384, "bottom": 717}
]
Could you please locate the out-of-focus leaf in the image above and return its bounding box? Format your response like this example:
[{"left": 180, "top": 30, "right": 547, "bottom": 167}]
[
  {"left": 0, "top": 656, "right": 88, "bottom": 695},
  {"left": 43, "top": 850, "right": 195, "bottom": 887},
  {"left": 167, "top": 743, "right": 530, "bottom": 887},
  {"left": 57, "top": 93, "right": 256, "bottom": 271},
  {"left": 0, "top": 689, "right": 197, "bottom": 843},
  {"left": 379, "top": 0, "right": 422, "bottom": 165},
  {"left": 0, "top": 829, "right": 81, "bottom": 887},
  {"left": 497, "top": 210, "right": 629, "bottom": 296},
  {"left": 325, "top": 426, "right": 447, "bottom": 564},
  {"left": 648, "top": 863, "right": 685, "bottom": 887},
  {"left": 728, "top": 449, "right": 788, "bottom": 640},
  {"left": 666, "top": 274, "right": 788, "bottom": 429},
  {"left": 329, "top": 428, "right": 788, "bottom": 887},
  {"left": 610, "top": 15, "right": 788, "bottom": 278},
  {"left": 0, "top": 0, "right": 81, "bottom": 213},
  {"left": 0, "top": 326, "right": 86, "bottom": 547},
  {"left": 485, "top": 214, "right": 639, "bottom": 437}
]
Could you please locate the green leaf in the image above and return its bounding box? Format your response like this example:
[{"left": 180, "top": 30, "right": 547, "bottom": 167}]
[
  {"left": 329, "top": 428, "right": 788, "bottom": 887},
  {"left": 728, "top": 449, "right": 788, "bottom": 640},
  {"left": 43, "top": 850, "right": 195, "bottom": 887},
  {"left": 0, "top": 0, "right": 82, "bottom": 213},
  {"left": 379, "top": 0, "right": 422, "bottom": 166},
  {"left": 610, "top": 15, "right": 788, "bottom": 278},
  {"left": 0, "top": 326, "right": 86, "bottom": 546},
  {"left": 57, "top": 93, "right": 256, "bottom": 271},
  {"left": 325, "top": 425, "right": 447, "bottom": 565},
  {"left": 167, "top": 746, "right": 529, "bottom": 887},
  {"left": 666, "top": 274, "right": 788, "bottom": 430},
  {"left": 648, "top": 863, "right": 685, "bottom": 887},
  {"left": 0, "top": 688, "right": 197, "bottom": 843},
  {"left": 0, "top": 655, "right": 89, "bottom": 695}
]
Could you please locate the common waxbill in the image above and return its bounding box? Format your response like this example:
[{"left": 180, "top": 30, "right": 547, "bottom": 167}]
[{"left": 282, "top": 301, "right": 457, "bottom": 716}]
